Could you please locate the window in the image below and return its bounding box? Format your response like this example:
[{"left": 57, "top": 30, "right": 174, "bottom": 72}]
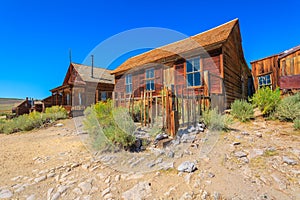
[
  {"left": 258, "top": 74, "right": 272, "bottom": 88},
  {"left": 66, "top": 93, "right": 70, "bottom": 105},
  {"left": 186, "top": 57, "right": 201, "bottom": 87},
  {"left": 145, "top": 68, "right": 155, "bottom": 91},
  {"left": 125, "top": 74, "right": 132, "bottom": 94},
  {"left": 101, "top": 92, "right": 107, "bottom": 101}
]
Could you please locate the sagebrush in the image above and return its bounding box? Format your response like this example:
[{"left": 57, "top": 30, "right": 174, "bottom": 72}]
[
  {"left": 275, "top": 93, "right": 300, "bottom": 121},
  {"left": 251, "top": 87, "right": 281, "bottom": 116},
  {"left": 202, "top": 108, "right": 232, "bottom": 131},
  {"left": 84, "top": 100, "right": 136, "bottom": 150},
  {"left": 0, "top": 106, "right": 67, "bottom": 134},
  {"left": 231, "top": 100, "right": 253, "bottom": 122},
  {"left": 294, "top": 118, "right": 300, "bottom": 130}
]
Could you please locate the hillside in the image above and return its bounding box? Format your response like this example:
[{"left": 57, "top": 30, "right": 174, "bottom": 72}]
[{"left": 0, "top": 98, "right": 24, "bottom": 114}]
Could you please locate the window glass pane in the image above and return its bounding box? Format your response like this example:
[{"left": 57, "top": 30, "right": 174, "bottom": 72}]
[
  {"left": 194, "top": 58, "right": 200, "bottom": 71},
  {"left": 266, "top": 75, "right": 271, "bottom": 84},
  {"left": 187, "top": 74, "right": 193, "bottom": 86},
  {"left": 101, "top": 92, "right": 107, "bottom": 101},
  {"left": 194, "top": 72, "right": 201, "bottom": 86},
  {"left": 186, "top": 61, "right": 193, "bottom": 73},
  {"left": 151, "top": 80, "right": 154, "bottom": 90}
]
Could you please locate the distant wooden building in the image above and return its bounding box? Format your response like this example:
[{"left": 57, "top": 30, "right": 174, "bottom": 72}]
[
  {"left": 111, "top": 19, "right": 252, "bottom": 109},
  {"left": 45, "top": 62, "right": 114, "bottom": 116},
  {"left": 12, "top": 98, "right": 44, "bottom": 116},
  {"left": 251, "top": 45, "right": 300, "bottom": 93}
]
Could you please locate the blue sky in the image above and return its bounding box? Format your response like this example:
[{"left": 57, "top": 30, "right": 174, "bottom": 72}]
[{"left": 0, "top": 0, "right": 299, "bottom": 99}]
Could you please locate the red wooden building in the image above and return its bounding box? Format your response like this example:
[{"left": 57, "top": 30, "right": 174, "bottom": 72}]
[
  {"left": 44, "top": 62, "right": 114, "bottom": 116},
  {"left": 111, "top": 19, "right": 252, "bottom": 109},
  {"left": 251, "top": 45, "right": 300, "bottom": 93}
]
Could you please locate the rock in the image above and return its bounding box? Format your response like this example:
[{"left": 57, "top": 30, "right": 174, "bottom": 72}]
[
  {"left": 213, "top": 192, "right": 221, "bottom": 200},
  {"left": 255, "top": 132, "right": 262, "bottom": 138},
  {"left": 249, "top": 149, "right": 264, "bottom": 159},
  {"left": 50, "top": 192, "right": 61, "bottom": 200},
  {"left": 102, "top": 187, "right": 111, "bottom": 197},
  {"left": 200, "top": 190, "right": 208, "bottom": 200},
  {"left": 0, "top": 189, "right": 13, "bottom": 199},
  {"left": 34, "top": 175, "right": 47, "bottom": 183},
  {"left": 155, "top": 157, "right": 163, "bottom": 164},
  {"left": 122, "top": 182, "right": 151, "bottom": 200},
  {"left": 11, "top": 176, "right": 22, "bottom": 181},
  {"left": 271, "top": 174, "right": 288, "bottom": 191},
  {"left": 26, "top": 194, "right": 35, "bottom": 200},
  {"left": 241, "top": 131, "right": 249, "bottom": 136},
  {"left": 167, "top": 150, "right": 175, "bottom": 158},
  {"left": 78, "top": 182, "right": 92, "bottom": 194},
  {"left": 57, "top": 185, "right": 68, "bottom": 194},
  {"left": 47, "top": 188, "right": 54, "bottom": 200},
  {"left": 187, "top": 125, "right": 196, "bottom": 133},
  {"left": 71, "top": 163, "right": 80, "bottom": 169},
  {"left": 155, "top": 133, "right": 168, "bottom": 141},
  {"left": 115, "top": 174, "right": 121, "bottom": 182},
  {"left": 164, "top": 186, "right": 176, "bottom": 197},
  {"left": 82, "top": 195, "right": 91, "bottom": 200},
  {"left": 177, "top": 161, "right": 196, "bottom": 173},
  {"left": 158, "top": 162, "right": 174, "bottom": 170},
  {"left": 72, "top": 188, "right": 82, "bottom": 195},
  {"left": 55, "top": 123, "right": 64, "bottom": 127},
  {"left": 180, "top": 192, "right": 193, "bottom": 200},
  {"left": 82, "top": 163, "right": 90, "bottom": 170},
  {"left": 239, "top": 157, "right": 249, "bottom": 164},
  {"left": 47, "top": 172, "right": 56, "bottom": 178},
  {"left": 234, "top": 151, "right": 247, "bottom": 158},
  {"left": 104, "top": 176, "right": 111, "bottom": 184},
  {"left": 283, "top": 156, "right": 298, "bottom": 165},
  {"left": 147, "top": 162, "right": 155, "bottom": 168},
  {"left": 181, "top": 134, "right": 196, "bottom": 143},
  {"left": 208, "top": 172, "right": 215, "bottom": 178},
  {"left": 233, "top": 142, "right": 241, "bottom": 146}
]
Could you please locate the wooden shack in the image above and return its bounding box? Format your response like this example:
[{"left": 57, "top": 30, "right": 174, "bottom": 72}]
[
  {"left": 251, "top": 45, "right": 300, "bottom": 93},
  {"left": 111, "top": 19, "right": 252, "bottom": 110},
  {"left": 278, "top": 45, "right": 300, "bottom": 92},
  {"left": 45, "top": 62, "right": 114, "bottom": 116}
]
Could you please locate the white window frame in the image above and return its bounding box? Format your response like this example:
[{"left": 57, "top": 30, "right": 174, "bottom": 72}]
[
  {"left": 145, "top": 68, "right": 155, "bottom": 91},
  {"left": 258, "top": 74, "right": 272, "bottom": 89},
  {"left": 125, "top": 74, "right": 132, "bottom": 94},
  {"left": 186, "top": 57, "right": 201, "bottom": 87}
]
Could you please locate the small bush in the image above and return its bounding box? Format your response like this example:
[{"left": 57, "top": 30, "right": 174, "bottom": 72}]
[
  {"left": 0, "top": 106, "right": 67, "bottom": 134},
  {"left": 275, "top": 93, "right": 300, "bottom": 121},
  {"left": 202, "top": 108, "right": 232, "bottom": 131},
  {"left": 45, "top": 106, "right": 68, "bottom": 120},
  {"left": 294, "top": 118, "right": 300, "bottom": 130},
  {"left": 251, "top": 87, "right": 281, "bottom": 116},
  {"left": 84, "top": 100, "right": 136, "bottom": 150},
  {"left": 231, "top": 100, "right": 254, "bottom": 122}
]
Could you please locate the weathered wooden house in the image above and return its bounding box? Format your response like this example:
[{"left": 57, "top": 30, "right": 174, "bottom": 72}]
[
  {"left": 111, "top": 19, "right": 252, "bottom": 109},
  {"left": 45, "top": 62, "right": 114, "bottom": 116},
  {"left": 12, "top": 98, "right": 44, "bottom": 116},
  {"left": 251, "top": 45, "right": 300, "bottom": 93}
]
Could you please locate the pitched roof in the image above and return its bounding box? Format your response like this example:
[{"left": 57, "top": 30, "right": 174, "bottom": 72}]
[
  {"left": 279, "top": 45, "right": 300, "bottom": 59},
  {"left": 111, "top": 18, "right": 239, "bottom": 75},
  {"left": 72, "top": 63, "right": 114, "bottom": 84}
]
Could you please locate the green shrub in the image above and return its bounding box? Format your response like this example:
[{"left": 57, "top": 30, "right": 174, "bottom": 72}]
[
  {"left": 251, "top": 87, "right": 281, "bottom": 116},
  {"left": 294, "top": 118, "right": 300, "bottom": 130},
  {"left": 0, "top": 106, "right": 67, "bottom": 134},
  {"left": 231, "top": 100, "right": 254, "bottom": 122},
  {"left": 84, "top": 100, "right": 136, "bottom": 150},
  {"left": 45, "top": 106, "right": 68, "bottom": 120},
  {"left": 275, "top": 93, "right": 300, "bottom": 121},
  {"left": 202, "top": 108, "right": 232, "bottom": 131}
]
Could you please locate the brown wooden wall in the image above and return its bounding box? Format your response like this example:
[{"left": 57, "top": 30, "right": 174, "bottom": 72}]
[
  {"left": 279, "top": 49, "right": 300, "bottom": 89},
  {"left": 222, "top": 22, "right": 251, "bottom": 107},
  {"left": 251, "top": 55, "right": 279, "bottom": 91},
  {"left": 114, "top": 66, "right": 164, "bottom": 98}
]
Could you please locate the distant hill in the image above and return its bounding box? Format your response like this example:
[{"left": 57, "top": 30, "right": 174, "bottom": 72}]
[{"left": 0, "top": 98, "right": 24, "bottom": 114}]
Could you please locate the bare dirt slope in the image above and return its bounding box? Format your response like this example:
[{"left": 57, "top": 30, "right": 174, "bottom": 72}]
[{"left": 0, "top": 118, "right": 299, "bottom": 200}]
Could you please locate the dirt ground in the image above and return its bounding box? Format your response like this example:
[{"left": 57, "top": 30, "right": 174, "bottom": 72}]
[{"left": 0, "top": 118, "right": 299, "bottom": 200}]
